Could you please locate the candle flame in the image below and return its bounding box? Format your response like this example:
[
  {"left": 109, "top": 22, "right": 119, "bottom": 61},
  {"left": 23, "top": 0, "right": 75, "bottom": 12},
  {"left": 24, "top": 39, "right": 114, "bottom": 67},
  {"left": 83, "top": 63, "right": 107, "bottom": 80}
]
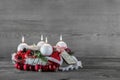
[
  {"left": 41, "top": 35, "right": 43, "bottom": 41},
  {"left": 22, "top": 36, "right": 25, "bottom": 43},
  {"left": 45, "top": 37, "right": 48, "bottom": 43},
  {"left": 60, "top": 34, "right": 62, "bottom": 41}
]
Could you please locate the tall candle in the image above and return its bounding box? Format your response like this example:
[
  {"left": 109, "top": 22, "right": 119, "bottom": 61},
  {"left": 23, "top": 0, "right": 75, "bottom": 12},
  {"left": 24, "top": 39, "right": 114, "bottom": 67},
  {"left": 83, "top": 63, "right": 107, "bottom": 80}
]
[
  {"left": 40, "top": 37, "right": 53, "bottom": 56},
  {"left": 37, "top": 35, "right": 45, "bottom": 48},
  {"left": 17, "top": 36, "right": 28, "bottom": 51},
  {"left": 56, "top": 35, "right": 68, "bottom": 48}
]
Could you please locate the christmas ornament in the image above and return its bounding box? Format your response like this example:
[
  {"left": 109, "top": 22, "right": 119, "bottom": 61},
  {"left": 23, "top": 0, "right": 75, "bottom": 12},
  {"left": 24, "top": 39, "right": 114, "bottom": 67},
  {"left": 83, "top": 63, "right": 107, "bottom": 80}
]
[
  {"left": 23, "top": 64, "right": 29, "bottom": 71},
  {"left": 11, "top": 35, "right": 82, "bottom": 72},
  {"left": 55, "top": 35, "right": 82, "bottom": 71},
  {"left": 40, "top": 37, "right": 53, "bottom": 56}
]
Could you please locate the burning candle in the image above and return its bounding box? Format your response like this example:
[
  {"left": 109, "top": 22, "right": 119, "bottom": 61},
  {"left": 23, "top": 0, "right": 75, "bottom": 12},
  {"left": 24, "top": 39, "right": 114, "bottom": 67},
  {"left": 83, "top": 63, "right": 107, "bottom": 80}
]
[
  {"left": 17, "top": 36, "right": 28, "bottom": 51},
  {"left": 37, "top": 35, "right": 45, "bottom": 48},
  {"left": 40, "top": 37, "right": 53, "bottom": 56},
  {"left": 22, "top": 36, "right": 25, "bottom": 43},
  {"left": 56, "top": 34, "right": 68, "bottom": 48}
]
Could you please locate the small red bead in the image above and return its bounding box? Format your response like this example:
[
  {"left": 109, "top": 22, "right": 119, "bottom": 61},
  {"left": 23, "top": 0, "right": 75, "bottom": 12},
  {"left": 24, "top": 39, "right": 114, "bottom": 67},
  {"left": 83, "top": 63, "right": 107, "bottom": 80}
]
[
  {"left": 29, "top": 65, "right": 35, "bottom": 71},
  {"left": 14, "top": 63, "right": 18, "bottom": 68},
  {"left": 35, "top": 65, "right": 39, "bottom": 72},
  {"left": 17, "top": 65, "right": 21, "bottom": 70},
  {"left": 23, "top": 64, "right": 29, "bottom": 71}
]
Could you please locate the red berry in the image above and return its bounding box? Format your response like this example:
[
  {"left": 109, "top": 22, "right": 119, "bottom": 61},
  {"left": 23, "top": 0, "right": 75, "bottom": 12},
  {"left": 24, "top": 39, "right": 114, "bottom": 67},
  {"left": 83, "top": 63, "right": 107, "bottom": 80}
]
[
  {"left": 17, "top": 64, "right": 23, "bottom": 70},
  {"left": 24, "top": 64, "right": 29, "bottom": 71},
  {"left": 53, "top": 65, "right": 56, "bottom": 70},
  {"left": 29, "top": 65, "right": 35, "bottom": 71},
  {"left": 48, "top": 65, "right": 52, "bottom": 70},
  {"left": 17, "top": 65, "right": 21, "bottom": 70},
  {"left": 14, "top": 63, "right": 18, "bottom": 68},
  {"left": 29, "top": 65, "right": 32, "bottom": 71},
  {"left": 35, "top": 65, "right": 39, "bottom": 72},
  {"left": 39, "top": 65, "right": 42, "bottom": 69},
  {"left": 45, "top": 65, "right": 49, "bottom": 71}
]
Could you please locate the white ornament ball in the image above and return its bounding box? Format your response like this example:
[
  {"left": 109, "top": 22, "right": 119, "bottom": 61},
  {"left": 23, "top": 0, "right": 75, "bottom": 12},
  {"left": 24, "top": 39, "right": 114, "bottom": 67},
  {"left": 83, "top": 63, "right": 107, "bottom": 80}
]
[
  {"left": 37, "top": 41, "right": 45, "bottom": 48},
  {"left": 40, "top": 43, "right": 53, "bottom": 56},
  {"left": 17, "top": 43, "right": 28, "bottom": 51},
  {"left": 56, "top": 41, "right": 68, "bottom": 48}
]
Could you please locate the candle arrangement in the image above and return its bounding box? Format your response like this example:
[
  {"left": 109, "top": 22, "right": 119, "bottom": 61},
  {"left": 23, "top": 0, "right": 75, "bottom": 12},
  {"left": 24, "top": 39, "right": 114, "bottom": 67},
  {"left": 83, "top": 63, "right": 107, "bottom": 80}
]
[{"left": 11, "top": 35, "right": 82, "bottom": 72}]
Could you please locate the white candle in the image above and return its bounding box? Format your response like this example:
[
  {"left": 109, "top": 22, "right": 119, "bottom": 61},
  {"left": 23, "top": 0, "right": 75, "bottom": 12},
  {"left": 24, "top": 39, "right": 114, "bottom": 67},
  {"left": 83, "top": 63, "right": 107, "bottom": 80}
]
[
  {"left": 40, "top": 37, "right": 53, "bottom": 56},
  {"left": 41, "top": 35, "right": 43, "bottom": 41},
  {"left": 60, "top": 34, "right": 63, "bottom": 41},
  {"left": 56, "top": 34, "right": 68, "bottom": 48},
  {"left": 37, "top": 35, "right": 45, "bottom": 48},
  {"left": 17, "top": 36, "right": 28, "bottom": 51},
  {"left": 45, "top": 37, "right": 48, "bottom": 43},
  {"left": 22, "top": 36, "right": 25, "bottom": 43}
]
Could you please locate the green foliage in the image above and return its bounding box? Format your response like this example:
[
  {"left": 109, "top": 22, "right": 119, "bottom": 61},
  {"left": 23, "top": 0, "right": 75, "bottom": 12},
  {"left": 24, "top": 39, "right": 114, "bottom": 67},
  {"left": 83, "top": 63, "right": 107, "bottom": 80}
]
[{"left": 34, "top": 51, "right": 48, "bottom": 62}]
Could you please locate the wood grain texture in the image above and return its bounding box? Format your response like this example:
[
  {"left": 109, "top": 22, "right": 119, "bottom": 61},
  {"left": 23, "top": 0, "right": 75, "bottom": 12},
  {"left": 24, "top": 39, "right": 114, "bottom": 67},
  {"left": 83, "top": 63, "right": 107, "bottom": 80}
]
[
  {"left": 0, "top": 60, "right": 120, "bottom": 80},
  {"left": 0, "top": 0, "right": 120, "bottom": 58}
]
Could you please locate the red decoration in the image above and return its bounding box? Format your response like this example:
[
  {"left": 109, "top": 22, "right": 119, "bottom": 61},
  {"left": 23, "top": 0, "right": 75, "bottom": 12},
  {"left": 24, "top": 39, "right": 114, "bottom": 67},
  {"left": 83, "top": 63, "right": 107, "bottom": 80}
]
[
  {"left": 12, "top": 36, "right": 82, "bottom": 72},
  {"left": 14, "top": 63, "right": 19, "bottom": 69},
  {"left": 13, "top": 48, "right": 73, "bottom": 72},
  {"left": 23, "top": 64, "right": 29, "bottom": 71},
  {"left": 29, "top": 65, "right": 35, "bottom": 71},
  {"left": 35, "top": 64, "right": 39, "bottom": 72}
]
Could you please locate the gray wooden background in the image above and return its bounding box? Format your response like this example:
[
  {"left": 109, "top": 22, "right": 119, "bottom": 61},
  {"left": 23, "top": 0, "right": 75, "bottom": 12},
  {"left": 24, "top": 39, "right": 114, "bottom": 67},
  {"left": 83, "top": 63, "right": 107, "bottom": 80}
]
[{"left": 0, "top": 0, "right": 120, "bottom": 60}]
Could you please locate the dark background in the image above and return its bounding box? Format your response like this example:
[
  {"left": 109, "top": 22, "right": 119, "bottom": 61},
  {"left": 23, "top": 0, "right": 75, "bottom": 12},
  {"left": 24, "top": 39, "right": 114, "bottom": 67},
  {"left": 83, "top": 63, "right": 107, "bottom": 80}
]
[{"left": 0, "top": 0, "right": 120, "bottom": 59}]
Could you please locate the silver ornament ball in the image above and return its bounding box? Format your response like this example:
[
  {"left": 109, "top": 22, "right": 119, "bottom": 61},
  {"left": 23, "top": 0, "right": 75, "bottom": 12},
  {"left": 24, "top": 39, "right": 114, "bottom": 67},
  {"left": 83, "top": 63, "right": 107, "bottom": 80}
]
[{"left": 40, "top": 43, "right": 53, "bottom": 56}]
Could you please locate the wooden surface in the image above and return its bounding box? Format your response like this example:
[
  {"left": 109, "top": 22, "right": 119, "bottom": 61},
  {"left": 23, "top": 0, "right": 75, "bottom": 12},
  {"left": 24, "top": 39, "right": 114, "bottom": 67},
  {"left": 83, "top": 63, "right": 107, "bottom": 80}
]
[
  {"left": 0, "top": 58, "right": 120, "bottom": 80},
  {"left": 0, "top": 1, "right": 120, "bottom": 79},
  {"left": 0, "top": 0, "right": 120, "bottom": 58}
]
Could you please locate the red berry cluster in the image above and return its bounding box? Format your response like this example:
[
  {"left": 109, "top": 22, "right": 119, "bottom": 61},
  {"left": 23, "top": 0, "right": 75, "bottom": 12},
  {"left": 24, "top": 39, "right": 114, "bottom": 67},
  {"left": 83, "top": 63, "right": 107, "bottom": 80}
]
[
  {"left": 14, "top": 49, "right": 60, "bottom": 72},
  {"left": 14, "top": 62, "right": 59, "bottom": 72}
]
